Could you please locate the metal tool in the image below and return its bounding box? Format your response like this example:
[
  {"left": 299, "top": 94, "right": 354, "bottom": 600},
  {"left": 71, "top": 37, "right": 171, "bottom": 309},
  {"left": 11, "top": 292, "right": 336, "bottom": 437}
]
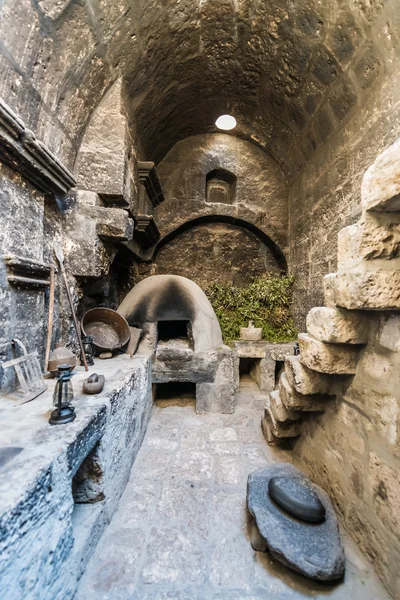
[
  {"left": 44, "top": 264, "right": 55, "bottom": 371},
  {"left": 54, "top": 242, "right": 89, "bottom": 371},
  {"left": 1, "top": 339, "right": 47, "bottom": 404}
]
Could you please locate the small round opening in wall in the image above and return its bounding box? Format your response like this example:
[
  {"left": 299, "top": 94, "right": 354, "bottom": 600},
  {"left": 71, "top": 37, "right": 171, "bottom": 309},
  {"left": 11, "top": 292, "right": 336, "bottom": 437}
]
[{"left": 215, "top": 114, "right": 237, "bottom": 130}]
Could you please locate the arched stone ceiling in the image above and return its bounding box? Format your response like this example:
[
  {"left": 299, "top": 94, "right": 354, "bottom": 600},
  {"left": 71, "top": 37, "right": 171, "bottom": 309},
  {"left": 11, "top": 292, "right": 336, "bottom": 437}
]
[{"left": 0, "top": 0, "right": 391, "bottom": 173}]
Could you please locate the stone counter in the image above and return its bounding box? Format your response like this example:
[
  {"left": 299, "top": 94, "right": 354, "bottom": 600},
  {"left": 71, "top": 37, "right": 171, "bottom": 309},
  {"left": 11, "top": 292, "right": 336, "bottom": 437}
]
[
  {"left": 0, "top": 354, "right": 152, "bottom": 600},
  {"left": 233, "top": 341, "right": 294, "bottom": 392}
]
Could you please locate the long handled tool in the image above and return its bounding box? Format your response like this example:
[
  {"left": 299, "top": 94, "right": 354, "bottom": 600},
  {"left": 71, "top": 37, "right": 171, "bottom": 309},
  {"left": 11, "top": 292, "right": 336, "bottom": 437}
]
[
  {"left": 44, "top": 264, "right": 55, "bottom": 371},
  {"left": 54, "top": 242, "right": 89, "bottom": 371}
]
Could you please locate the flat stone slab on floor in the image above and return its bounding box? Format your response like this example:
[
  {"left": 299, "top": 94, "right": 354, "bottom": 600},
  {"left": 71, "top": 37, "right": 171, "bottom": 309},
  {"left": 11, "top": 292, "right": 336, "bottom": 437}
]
[{"left": 247, "top": 463, "right": 345, "bottom": 581}]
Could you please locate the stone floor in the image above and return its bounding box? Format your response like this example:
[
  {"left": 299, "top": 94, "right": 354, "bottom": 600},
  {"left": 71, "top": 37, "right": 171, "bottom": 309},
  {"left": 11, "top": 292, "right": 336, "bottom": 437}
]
[{"left": 76, "top": 377, "right": 390, "bottom": 600}]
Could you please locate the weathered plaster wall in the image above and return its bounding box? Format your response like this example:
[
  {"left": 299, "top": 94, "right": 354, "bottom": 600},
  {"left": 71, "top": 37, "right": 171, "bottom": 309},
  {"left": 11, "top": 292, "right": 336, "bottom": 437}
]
[
  {"left": 288, "top": 2, "right": 400, "bottom": 327},
  {"left": 155, "top": 222, "right": 281, "bottom": 289}
]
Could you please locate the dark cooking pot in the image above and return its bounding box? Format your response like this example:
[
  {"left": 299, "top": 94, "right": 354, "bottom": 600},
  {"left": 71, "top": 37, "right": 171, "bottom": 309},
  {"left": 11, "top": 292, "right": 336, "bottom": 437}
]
[{"left": 81, "top": 308, "right": 131, "bottom": 352}]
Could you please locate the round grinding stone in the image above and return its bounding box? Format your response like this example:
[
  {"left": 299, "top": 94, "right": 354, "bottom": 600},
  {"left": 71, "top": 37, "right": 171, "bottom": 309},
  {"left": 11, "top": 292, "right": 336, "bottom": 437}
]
[{"left": 268, "top": 475, "right": 326, "bottom": 523}]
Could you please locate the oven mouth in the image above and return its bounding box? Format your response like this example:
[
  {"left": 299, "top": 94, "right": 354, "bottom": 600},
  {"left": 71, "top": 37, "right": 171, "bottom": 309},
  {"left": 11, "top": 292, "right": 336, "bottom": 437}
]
[{"left": 157, "top": 319, "right": 190, "bottom": 342}]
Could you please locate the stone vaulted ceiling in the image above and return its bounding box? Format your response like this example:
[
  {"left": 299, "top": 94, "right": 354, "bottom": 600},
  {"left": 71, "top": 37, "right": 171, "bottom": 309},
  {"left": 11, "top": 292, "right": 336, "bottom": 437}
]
[{"left": 0, "top": 0, "right": 388, "bottom": 173}]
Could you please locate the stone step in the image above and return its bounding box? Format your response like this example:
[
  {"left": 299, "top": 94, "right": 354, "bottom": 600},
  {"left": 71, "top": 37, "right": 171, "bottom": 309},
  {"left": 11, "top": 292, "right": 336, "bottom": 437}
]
[
  {"left": 279, "top": 372, "right": 330, "bottom": 412},
  {"left": 298, "top": 333, "right": 360, "bottom": 375},
  {"left": 337, "top": 214, "right": 400, "bottom": 271},
  {"left": 361, "top": 138, "right": 400, "bottom": 212},
  {"left": 261, "top": 417, "right": 280, "bottom": 446},
  {"left": 306, "top": 306, "right": 369, "bottom": 345},
  {"left": 324, "top": 270, "right": 400, "bottom": 311},
  {"left": 263, "top": 395, "right": 302, "bottom": 439},
  {"left": 269, "top": 389, "right": 300, "bottom": 423},
  {"left": 284, "top": 355, "right": 333, "bottom": 396}
]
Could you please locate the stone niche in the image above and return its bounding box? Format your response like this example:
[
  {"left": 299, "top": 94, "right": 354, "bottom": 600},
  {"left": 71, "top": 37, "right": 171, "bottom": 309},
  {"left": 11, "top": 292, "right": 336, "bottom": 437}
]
[{"left": 206, "top": 168, "right": 237, "bottom": 204}]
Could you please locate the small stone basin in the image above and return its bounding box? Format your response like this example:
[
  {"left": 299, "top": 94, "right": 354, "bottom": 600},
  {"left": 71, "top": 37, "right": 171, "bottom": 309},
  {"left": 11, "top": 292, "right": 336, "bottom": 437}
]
[{"left": 0, "top": 447, "right": 23, "bottom": 469}]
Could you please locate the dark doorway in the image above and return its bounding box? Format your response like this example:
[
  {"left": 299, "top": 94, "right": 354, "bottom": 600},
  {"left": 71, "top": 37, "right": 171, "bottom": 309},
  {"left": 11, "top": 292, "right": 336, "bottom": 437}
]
[
  {"left": 274, "top": 360, "right": 285, "bottom": 388},
  {"left": 239, "top": 357, "right": 261, "bottom": 389},
  {"left": 157, "top": 320, "right": 190, "bottom": 341},
  {"left": 154, "top": 382, "right": 196, "bottom": 407}
]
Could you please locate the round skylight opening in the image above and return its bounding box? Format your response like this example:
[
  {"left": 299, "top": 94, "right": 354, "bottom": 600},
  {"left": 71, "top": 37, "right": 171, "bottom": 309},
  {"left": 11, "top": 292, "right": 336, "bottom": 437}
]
[{"left": 215, "top": 114, "right": 237, "bottom": 130}]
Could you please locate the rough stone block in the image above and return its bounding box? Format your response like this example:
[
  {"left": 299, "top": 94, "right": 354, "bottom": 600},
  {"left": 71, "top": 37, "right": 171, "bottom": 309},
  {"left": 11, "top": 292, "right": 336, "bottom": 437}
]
[
  {"left": 96, "top": 208, "right": 134, "bottom": 241},
  {"left": 337, "top": 215, "right": 400, "bottom": 270},
  {"left": 261, "top": 417, "right": 278, "bottom": 446},
  {"left": 279, "top": 372, "right": 330, "bottom": 412},
  {"left": 285, "top": 356, "right": 333, "bottom": 396},
  {"left": 75, "top": 80, "right": 131, "bottom": 208},
  {"left": 324, "top": 270, "right": 400, "bottom": 310},
  {"left": 263, "top": 395, "right": 302, "bottom": 438},
  {"left": 298, "top": 333, "right": 360, "bottom": 375},
  {"left": 269, "top": 389, "right": 299, "bottom": 422},
  {"left": 361, "top": 138, "right": 400, "bottom": 212},
  {"left": 233, "top": 341, "right": 267, "bottom": 358},
  {"left": 306, "top": 307, "right": 369, "bottom": 345}
]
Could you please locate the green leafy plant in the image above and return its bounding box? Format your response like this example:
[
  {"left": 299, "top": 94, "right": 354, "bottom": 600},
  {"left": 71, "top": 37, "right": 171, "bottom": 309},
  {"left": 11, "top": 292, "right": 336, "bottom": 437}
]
[{"left": 205, "top": 275, "right": 298, "bottom": 344}]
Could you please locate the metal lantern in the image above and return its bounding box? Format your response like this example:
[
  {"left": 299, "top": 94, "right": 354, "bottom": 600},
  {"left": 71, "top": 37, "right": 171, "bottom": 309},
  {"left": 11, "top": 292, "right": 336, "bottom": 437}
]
[
  {"left": 81, "top": 335, "right": 95, "bottom": 366},
  {"left": 49, "top": 364, "right": 76, "bottom": 425}
]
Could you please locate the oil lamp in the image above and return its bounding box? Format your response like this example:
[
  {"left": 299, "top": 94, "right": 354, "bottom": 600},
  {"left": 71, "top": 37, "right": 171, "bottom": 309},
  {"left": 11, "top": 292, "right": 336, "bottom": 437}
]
[
  {"left": 49, "top": 364, "right": 76, "bottom": 425},
  {"left": 81, "top": 335, "right": 95, "bottom": 366}
]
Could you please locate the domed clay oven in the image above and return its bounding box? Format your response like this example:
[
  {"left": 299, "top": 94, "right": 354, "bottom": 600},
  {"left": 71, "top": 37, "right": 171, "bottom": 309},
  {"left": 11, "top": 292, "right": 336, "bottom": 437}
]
[{"left": 118, "top": 275, "right": 235, "bottom": 413}]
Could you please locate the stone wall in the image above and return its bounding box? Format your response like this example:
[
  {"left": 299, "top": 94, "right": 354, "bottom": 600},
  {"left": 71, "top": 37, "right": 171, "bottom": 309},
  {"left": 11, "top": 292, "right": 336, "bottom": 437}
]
[
  {"left": 148, "top": 133, "right": 288, "bottom": 289},
  {"left": 155, "top": 134, "right": 288, "bottom": 256},
  {"left": 155, "top": 222, "right": 281, "bottom": 289},
  {"left": 262, "top": 141, "right": 400, "bottom": 598},
  {"left": 0, "top": 162, "right": 61, "bottom": 390},
  {"left": 288, "top": 1, "right": 400, "bottom": 327},
  {"left": 294, "top": 314, "right": 400, "bottom": 596}
]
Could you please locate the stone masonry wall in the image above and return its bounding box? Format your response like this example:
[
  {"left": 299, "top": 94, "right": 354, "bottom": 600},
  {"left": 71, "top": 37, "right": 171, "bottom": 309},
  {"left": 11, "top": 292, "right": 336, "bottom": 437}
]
[
  {"left": 155, "top": 133, "right": 288, "bottom": 260},
  {"left": 288, "top": 2, "right": 400, "bottom": 327},
  {"left": 0, "top": 163, "right": 61, "bottom": 391},
  {"left": 155, "top": 222, "right": 281, "bottom": 289},
  {"left": 294, "top": 313, "right": 400, "bottom": 596},
  {"left": 262, "top": 141, "right": 400, "bottom": 597}
]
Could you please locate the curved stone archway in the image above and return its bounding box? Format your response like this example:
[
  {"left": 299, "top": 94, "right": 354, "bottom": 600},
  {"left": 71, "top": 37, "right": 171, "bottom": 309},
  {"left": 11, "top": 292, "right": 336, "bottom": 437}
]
[
  {"left": 153, "top": 215, "right": 288, "bottom": 272},
  {"left": 154, "top": 133, "right": 289, "bottom": 257}
]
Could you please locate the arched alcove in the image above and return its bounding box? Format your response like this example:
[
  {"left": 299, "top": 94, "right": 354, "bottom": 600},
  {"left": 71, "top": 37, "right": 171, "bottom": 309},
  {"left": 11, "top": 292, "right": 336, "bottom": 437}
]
[
  {"left": 206, "top": 168, "right": 237, "bottom": 204},
  {"left": 153, "top": 215, "right": 287, "bottom": 272}
]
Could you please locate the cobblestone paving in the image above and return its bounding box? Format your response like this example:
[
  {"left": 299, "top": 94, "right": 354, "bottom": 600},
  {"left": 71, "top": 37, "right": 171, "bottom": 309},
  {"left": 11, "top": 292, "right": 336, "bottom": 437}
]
[{"left": 77, "top": 377, "right": 390, "bottom": 600}]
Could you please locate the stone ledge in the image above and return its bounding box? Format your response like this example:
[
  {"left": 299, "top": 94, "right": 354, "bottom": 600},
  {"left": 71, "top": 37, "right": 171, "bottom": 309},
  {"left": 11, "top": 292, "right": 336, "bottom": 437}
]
[
  {"left": 96, "top": 208, "right": 134, "bottom": 241},
  {"left": 324, "top": 270, "right": 400, "bottom": 310},
  {"left": 298, "top": 333, "right": 360, "bottom": 375},
  {"left": 0, "top": 98, "right": 76, "bottom": 197},
  {"left": 306, "top": 307, "right": 369, "bottom": 344},
  {"left": 134, "top": 214, "right": 160, "bottom": 248},
  {"left": 285, "top": 356, "right": 333, "bottom": 396},
  {"left": 269, "top": 389, "right": 300, "bottom": 422},
  {"left": 138, "top": 161, "right": 165, "bottom": 207},
  {"left": 263, "top": 395, "right": 302, "bottom": 438},
  {"left": 279, "top": 371, "right": 330, "bottom": 411},
  {"left": 0, "top": 355, "right": 151, "bottom": 600}
]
